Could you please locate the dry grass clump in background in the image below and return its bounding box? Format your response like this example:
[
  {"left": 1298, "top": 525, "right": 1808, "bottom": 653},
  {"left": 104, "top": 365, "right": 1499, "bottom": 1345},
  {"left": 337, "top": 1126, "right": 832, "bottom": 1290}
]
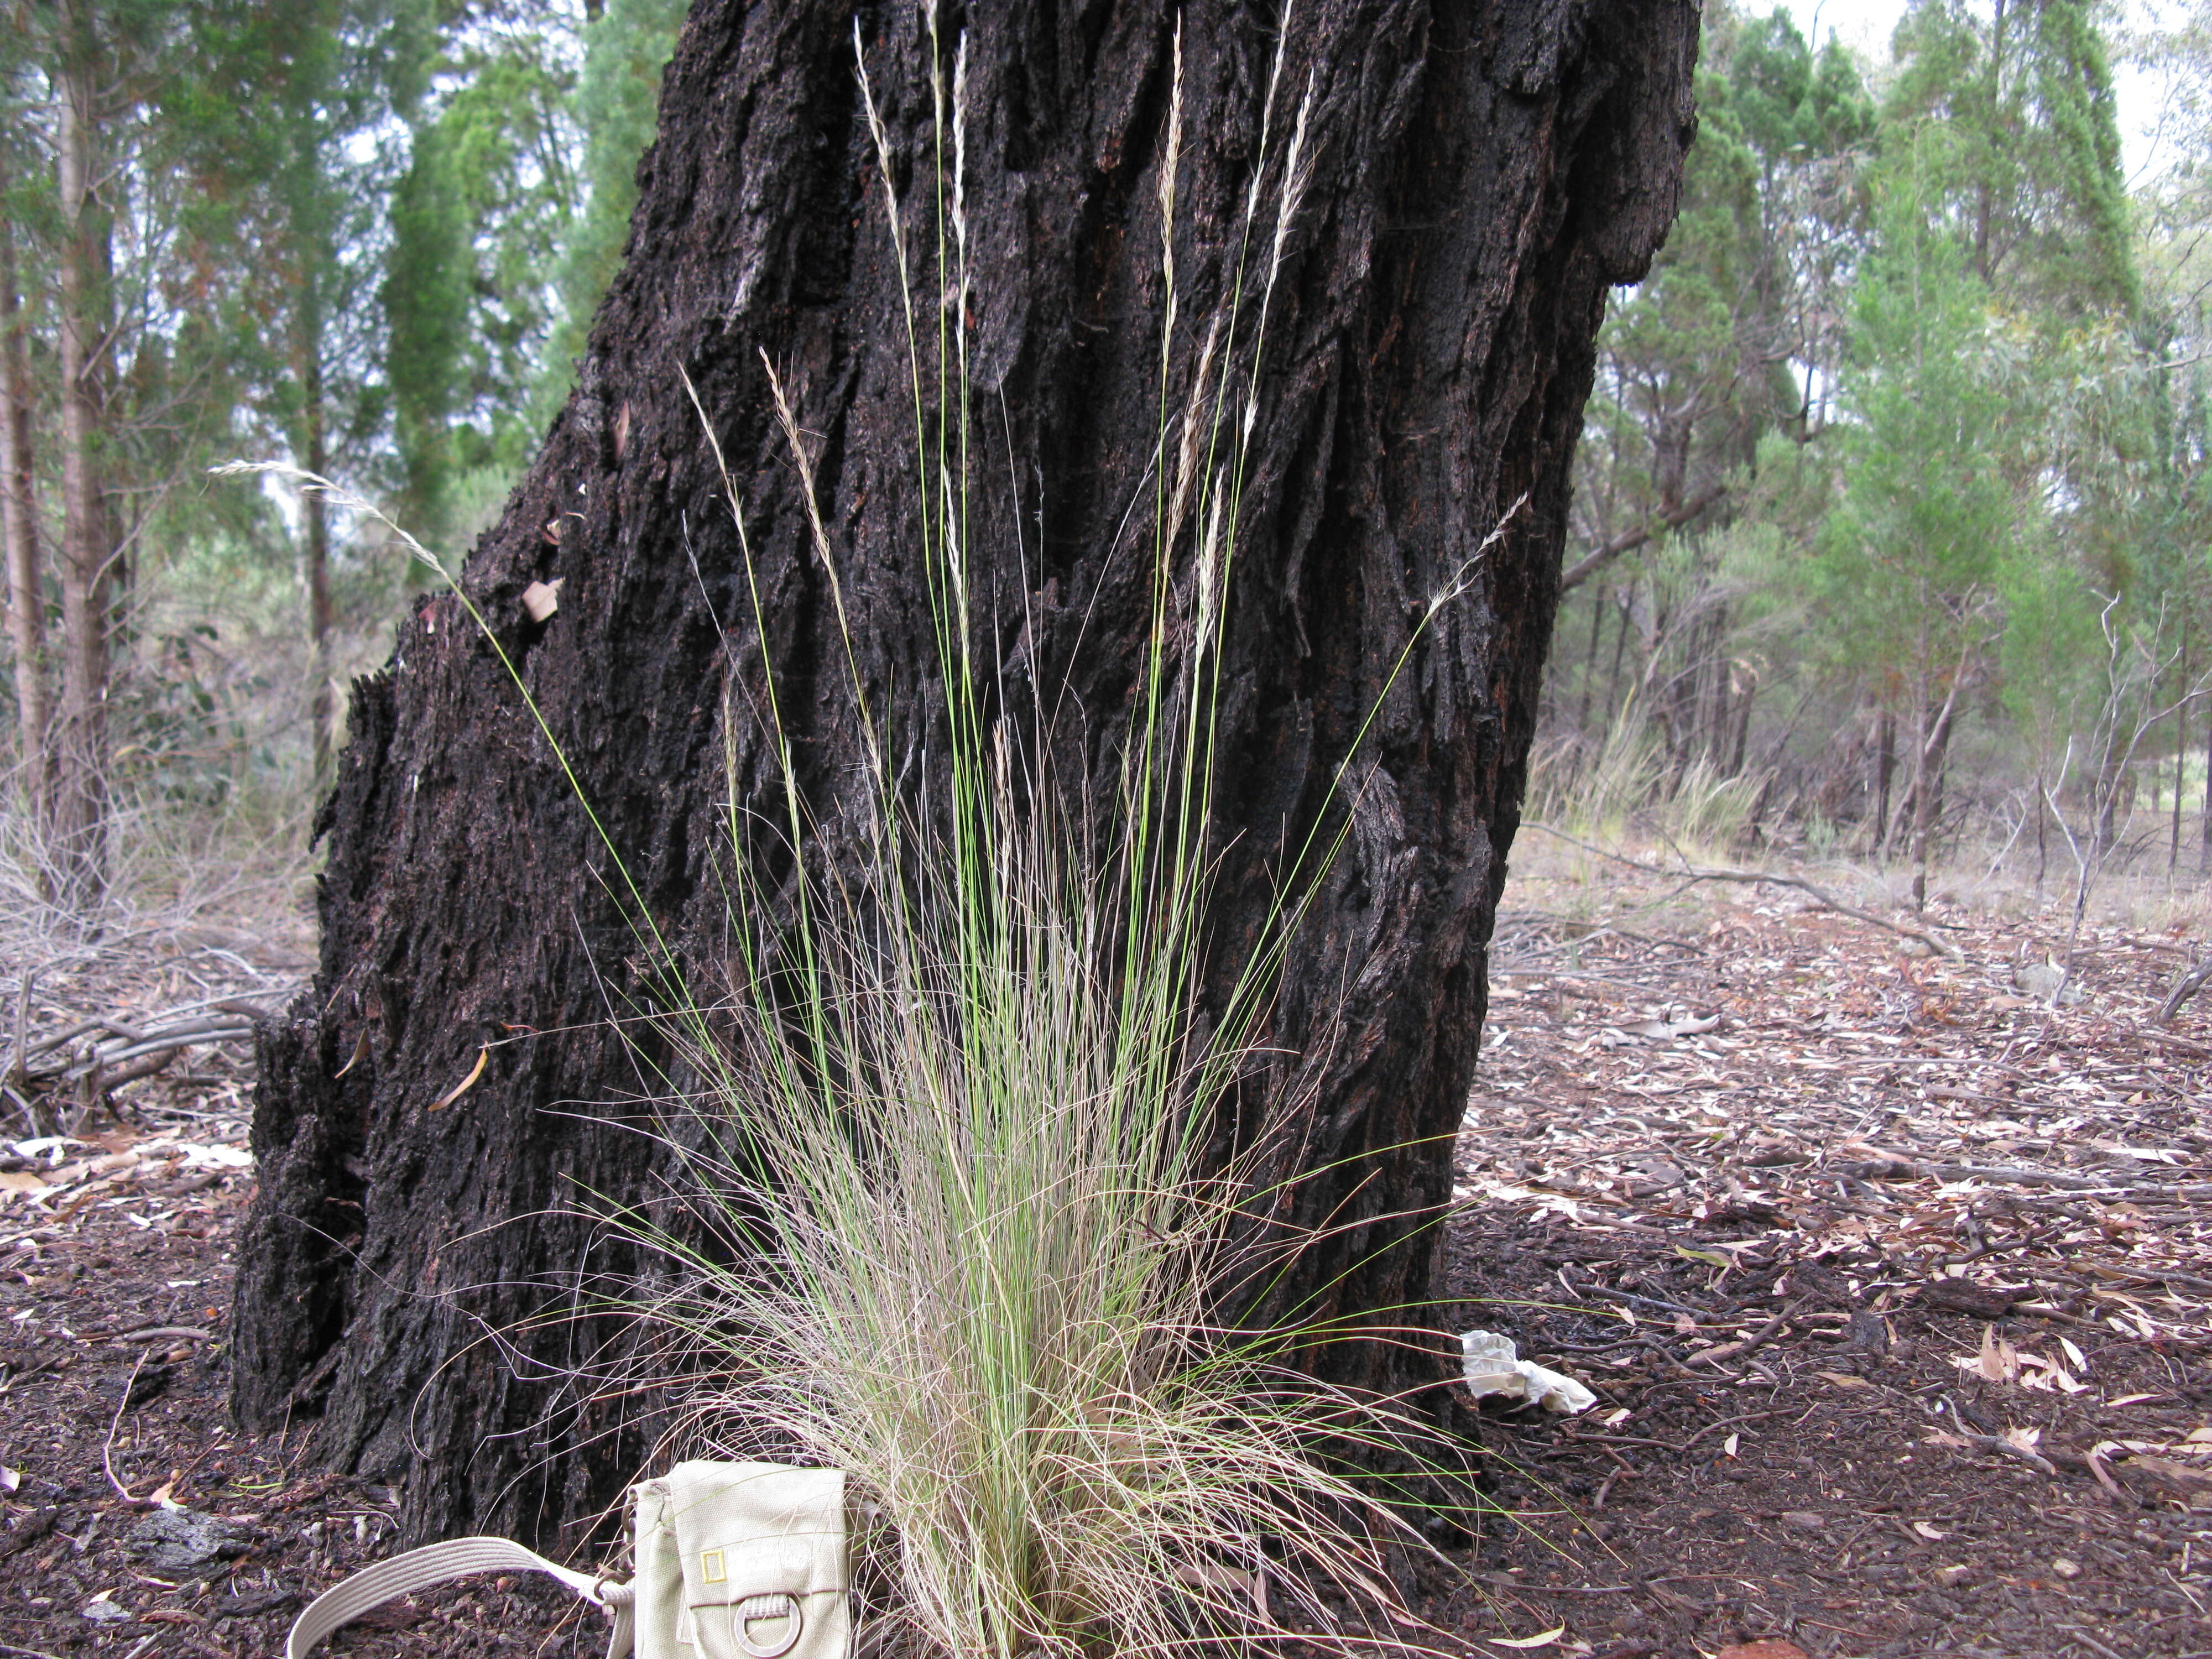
[
  {"left": 1, "top": 503, "right": 403, "bottom": 957},
  {"left": 1528, "top": 697, "right": 1767, "bottom": 865}
]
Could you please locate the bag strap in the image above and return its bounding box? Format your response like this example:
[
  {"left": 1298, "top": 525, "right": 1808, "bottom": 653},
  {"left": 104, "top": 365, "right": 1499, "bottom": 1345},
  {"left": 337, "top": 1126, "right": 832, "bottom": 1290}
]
[{"left": 285, "top": 1536, "right": 635, "bottom": 1659}]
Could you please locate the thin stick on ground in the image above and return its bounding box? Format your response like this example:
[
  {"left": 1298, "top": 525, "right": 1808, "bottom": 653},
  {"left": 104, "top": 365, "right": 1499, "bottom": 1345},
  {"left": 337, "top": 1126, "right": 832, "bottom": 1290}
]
[{"left": 102, "top": 1350, "right": 147, "bottom": 1503}]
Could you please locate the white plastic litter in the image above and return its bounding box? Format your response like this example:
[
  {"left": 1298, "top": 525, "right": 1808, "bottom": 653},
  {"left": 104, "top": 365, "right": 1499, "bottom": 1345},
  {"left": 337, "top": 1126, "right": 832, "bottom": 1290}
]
[
  {"left": 9, "top": 1137, "right": 86, "bottom": 1164},
  {"left": 1459, "top": 1330, "right": 1598, "bottom": 1415}
]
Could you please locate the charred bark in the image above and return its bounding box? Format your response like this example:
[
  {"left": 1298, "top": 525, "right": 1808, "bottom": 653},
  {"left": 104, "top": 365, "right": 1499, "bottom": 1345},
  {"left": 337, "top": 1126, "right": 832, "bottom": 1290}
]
[{"left": 234, "top": 0, "right": 1697, "bottom": 1547}]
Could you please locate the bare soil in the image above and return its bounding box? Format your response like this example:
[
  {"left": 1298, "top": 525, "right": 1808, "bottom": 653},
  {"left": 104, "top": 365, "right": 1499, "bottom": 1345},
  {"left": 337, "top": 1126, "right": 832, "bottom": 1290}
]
[
  {"left": 4, "top": 855, "right": 2211, "bottom": 1658},
  {"left": 1426, "top": 849, "right": 2212, "bottom": 1658}
]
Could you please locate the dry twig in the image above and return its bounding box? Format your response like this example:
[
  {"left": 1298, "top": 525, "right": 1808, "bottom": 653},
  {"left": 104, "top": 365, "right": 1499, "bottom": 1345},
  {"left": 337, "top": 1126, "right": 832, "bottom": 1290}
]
[{"left": 1523, "top": 823, "right": 1966, "bottom": 959}]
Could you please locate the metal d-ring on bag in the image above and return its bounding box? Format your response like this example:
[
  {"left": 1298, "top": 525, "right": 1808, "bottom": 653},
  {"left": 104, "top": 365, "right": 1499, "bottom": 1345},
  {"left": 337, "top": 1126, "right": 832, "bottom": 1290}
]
[{"left": 286, "top": 1462, "right": 850, "bottom": 1659}]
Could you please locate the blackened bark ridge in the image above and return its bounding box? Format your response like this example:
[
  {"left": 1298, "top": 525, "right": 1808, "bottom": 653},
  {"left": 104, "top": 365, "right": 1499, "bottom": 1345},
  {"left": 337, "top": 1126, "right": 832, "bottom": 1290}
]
[{"left": 233, "top": 0, "right": 1698, "bottom": 1547}]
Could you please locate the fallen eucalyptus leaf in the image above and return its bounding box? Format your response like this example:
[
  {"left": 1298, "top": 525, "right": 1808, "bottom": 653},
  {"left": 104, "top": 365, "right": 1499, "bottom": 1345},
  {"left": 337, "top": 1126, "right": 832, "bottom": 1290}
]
[
  {"left": 1489, "top": 1626, "right": 1566, "bottom": 1649},
  {"left": 427, "top": 1046, "right": 489, "bottom": 1113}
]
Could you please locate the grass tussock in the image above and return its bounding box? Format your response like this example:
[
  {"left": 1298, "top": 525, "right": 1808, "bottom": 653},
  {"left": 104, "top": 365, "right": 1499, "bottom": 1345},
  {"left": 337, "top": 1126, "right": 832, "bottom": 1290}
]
[
  {"left": 622, "top": 784, "right": 1447, "bottom": 1659},
  {"left": 594, "top": 13, "right": 1464, "bottom": 1656}
]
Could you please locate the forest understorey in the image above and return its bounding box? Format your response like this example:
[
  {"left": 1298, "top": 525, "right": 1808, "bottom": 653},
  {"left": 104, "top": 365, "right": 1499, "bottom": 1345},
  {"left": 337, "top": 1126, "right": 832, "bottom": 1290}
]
[{"left": 4, "top": 858, "right": 2212, "bottom": 1659}]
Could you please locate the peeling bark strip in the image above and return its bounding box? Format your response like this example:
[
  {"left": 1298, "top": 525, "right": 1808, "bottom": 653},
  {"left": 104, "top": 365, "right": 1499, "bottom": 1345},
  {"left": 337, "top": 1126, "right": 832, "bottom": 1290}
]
[{"left": 234, "top": 0, "right": 1698, "bottom": 1546}]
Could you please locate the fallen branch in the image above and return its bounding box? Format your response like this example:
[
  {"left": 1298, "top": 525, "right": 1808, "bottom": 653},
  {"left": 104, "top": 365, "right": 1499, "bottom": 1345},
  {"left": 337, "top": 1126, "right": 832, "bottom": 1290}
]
[
  {"left": 1839, "top": 1153, "right": 2110, "bottom": 1192},
  {"left": 1937, "top": 1394, "right": 2059, "bottom": 1476},
  {"left": 2085, "top": 1265, "right": 2212, "bottom": 1299},
  {"left": 2137, "top": 1027, "right": 2212, "bottom": 1060},
  {"left": 1566, "top": 1408, "right": 1783, "bottom": 1455},
  {"left": 91, "top": 1021, "right": 257, "bottom": 1067},
  {"left": 2013, "top": 1302, "right": 2212, "bottom": 1352},
  {"left": 1955, "top": 1429, "right": 2058, "bottom": 1477},
  {"left": 1522, "top": 824, "right": 1966, "bottom": 960},
  {"left": 0, "top": 990, "right": 278, "bottom": 1086},
  {"left": 2156, "top": 959, "right": 2212, "bottom": 1025},
  {"left": 0, "top": 1018, "right": 258, "bottom": 1092},
  {"left": 1838, "top": 1148, "right": 2212, "bottom": 1202}
]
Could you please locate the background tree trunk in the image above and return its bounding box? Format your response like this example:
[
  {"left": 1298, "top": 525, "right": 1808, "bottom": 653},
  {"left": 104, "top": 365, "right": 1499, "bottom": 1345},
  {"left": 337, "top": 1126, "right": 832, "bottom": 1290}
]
[
  {"left": 0, "top": 160, "right": 45, "bottom": 836},
  {"left": 54, "top": 0, "right": 112, "bottom": 906},
  {"left": 233, "top": 0, "right": 1697, "bottom": 1548},
  {"left": 302, "top": 327, "right": 335, "bottom": 785}
]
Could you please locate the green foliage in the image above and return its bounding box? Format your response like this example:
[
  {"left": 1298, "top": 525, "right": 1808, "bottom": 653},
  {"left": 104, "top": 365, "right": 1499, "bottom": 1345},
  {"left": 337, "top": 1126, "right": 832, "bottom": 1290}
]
[
  {"left": 1814, "top": 137, "right": 2023, "bottom": 688},
  {"left": 3, "top": 0, "right": 686, "bottom": 910},
  {"left": 1730, "top": 9, "right": 1876, "bottom": 165},
  {"left": 536, "top": 0, "right": 685, "bottom": 419},
  {"left": 1884, "top": 0, "right": 2138, "bottom": 315},
  {"left": 1552, "top": 0, "right": 2212, "bottom": 875},
  {"left": 1597, "top": 1, "right": 1874, "bottom": 490},
  {"left": 1995, "top": 515, "right": 2103, "bottom": 757},
  {"left": 382, "top": 1, "right": 682, "bottom": 551},
  {"left": 385, "top": 26, "right": 578, "bottom": 546},
  {"left": 1556, "top": 2, "right": 1877, "bottom": 804}
]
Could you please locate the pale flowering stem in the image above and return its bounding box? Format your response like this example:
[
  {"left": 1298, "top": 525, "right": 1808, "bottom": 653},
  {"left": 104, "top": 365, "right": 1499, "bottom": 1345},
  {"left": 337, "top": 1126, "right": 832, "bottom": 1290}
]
[
  {"left": 949, "top": 29, "right": 972, "bottom": 648},
  {"left": 854, "top": 22, "right": 933, "bottom": 567},
  {"left": 757, "top": 350, "right": 885, "bottom": 792},
  {"left": 1167, "top": 316, "right": 1221, "bottom": 557},
  {"left": 1192, "top": 477, "right": 1227, "bottom": 680}
]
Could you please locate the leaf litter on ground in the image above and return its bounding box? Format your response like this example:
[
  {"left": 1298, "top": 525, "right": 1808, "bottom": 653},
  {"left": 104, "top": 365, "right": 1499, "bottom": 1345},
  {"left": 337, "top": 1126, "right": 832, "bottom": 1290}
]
[{"left": 1433, "top": 843, "right": 2212, "bottom": 1656}]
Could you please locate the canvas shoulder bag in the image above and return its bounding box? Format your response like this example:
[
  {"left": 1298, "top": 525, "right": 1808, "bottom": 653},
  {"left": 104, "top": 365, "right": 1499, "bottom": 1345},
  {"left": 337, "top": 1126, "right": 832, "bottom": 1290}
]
[{"left": 286, "top": 1460, "right": 849, "bottom": 1659}]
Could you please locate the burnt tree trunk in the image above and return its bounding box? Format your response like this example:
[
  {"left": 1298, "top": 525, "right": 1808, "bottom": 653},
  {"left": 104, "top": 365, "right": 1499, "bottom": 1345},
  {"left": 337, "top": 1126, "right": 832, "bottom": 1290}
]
[{"left": 234, "top": 0, "right": 1696, "bottom": 1547}]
